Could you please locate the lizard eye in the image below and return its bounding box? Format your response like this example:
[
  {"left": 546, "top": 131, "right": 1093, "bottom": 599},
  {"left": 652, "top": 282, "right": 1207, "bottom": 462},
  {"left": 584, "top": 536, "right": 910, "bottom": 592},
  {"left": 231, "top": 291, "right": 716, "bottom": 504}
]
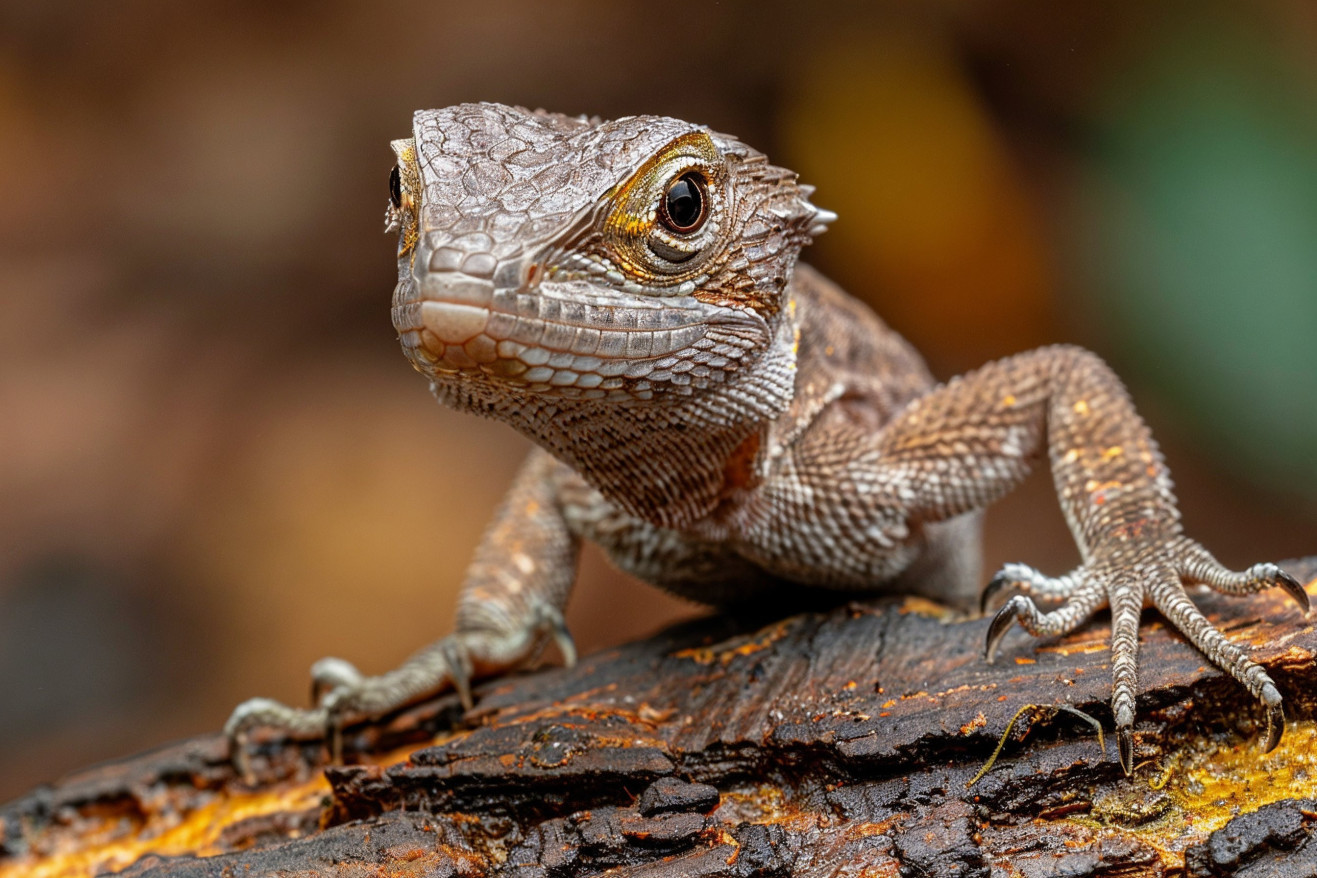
[
  {"left": 659, "top": 172, "right": 708, "bottom": 234},
  {"left": 389, "top": 165, "right": 403, "bottom": 210},
  {"left": 601, "top": 130, "right": 726, "bottom": 280}
]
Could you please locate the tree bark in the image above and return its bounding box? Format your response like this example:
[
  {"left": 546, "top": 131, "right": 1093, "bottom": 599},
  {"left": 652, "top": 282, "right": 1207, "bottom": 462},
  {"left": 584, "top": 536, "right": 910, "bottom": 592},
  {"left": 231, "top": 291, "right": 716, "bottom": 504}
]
[{"left": 3, "top": 558, "right": 1315, "bottom": 878}]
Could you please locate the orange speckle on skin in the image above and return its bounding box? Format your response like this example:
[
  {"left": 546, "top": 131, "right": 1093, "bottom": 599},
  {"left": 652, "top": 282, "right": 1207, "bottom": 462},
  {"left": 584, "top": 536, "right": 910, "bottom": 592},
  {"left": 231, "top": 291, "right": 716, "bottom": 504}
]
[
  {"left": 1001, "top": 394, "right": 1016, "bottom": 407},
  {"left": 1084, "top": 479, "right": 1122, "bottom": 505},
  {"left": 1073, "top": 400, "right": 1090, "bottom": 415},
  {"left": 1112, "top": 519, "right": 1149, "bottom": 540},
  {"left": 1102, "top": 446, "right": 1124, "bottom": 460},
  {"left": 1013, "top": 656, "right": 1035, "bottom": 665}
]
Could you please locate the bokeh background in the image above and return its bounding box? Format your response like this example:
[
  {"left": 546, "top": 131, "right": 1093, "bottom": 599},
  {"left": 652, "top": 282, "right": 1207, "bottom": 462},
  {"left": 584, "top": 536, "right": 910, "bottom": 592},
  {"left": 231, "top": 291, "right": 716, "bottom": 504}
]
[{"left": 2, "top": 1, "right": 1315, "bottom": 803}]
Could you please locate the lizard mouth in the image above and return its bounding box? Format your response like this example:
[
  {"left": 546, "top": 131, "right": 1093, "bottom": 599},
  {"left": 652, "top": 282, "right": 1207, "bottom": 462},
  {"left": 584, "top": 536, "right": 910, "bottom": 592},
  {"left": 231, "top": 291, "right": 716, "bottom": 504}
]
[{"left": 392, "top": 270, "right": 718, "bottom": 400}]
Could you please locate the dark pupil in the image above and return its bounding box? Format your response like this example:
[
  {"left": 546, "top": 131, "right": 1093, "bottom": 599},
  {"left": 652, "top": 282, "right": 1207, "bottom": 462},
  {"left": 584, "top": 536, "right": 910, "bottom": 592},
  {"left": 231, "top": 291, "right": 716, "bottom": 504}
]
[
  {"left": 664, "top": 173, "right": 705, "bottom": 232},
  {"left": 389, "top": 165, "right": 402, "bottom": 209}
]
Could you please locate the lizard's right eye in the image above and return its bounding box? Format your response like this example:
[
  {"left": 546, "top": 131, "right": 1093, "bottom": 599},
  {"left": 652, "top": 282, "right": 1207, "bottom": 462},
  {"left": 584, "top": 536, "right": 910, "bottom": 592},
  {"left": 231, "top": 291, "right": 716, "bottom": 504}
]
[{"left": 389, "top": 165, "right": 402, "bottom": 210}]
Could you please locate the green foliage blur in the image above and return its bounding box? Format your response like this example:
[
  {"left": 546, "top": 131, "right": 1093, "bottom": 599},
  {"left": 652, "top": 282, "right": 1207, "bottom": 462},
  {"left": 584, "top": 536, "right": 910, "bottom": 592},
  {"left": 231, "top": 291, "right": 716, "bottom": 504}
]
[{"left": 1077, "top": 15, "right": 1317, "bottom": 493}]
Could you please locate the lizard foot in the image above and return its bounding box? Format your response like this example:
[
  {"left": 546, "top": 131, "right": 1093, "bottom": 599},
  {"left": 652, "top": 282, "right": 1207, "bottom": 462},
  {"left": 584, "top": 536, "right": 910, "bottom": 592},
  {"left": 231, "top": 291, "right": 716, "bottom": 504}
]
[
  {"left": 224, "top": 606, "right": 577, "bottom": 780},
  {"left": 982, "top": 539, "right": 1308, "bottom": 775}
]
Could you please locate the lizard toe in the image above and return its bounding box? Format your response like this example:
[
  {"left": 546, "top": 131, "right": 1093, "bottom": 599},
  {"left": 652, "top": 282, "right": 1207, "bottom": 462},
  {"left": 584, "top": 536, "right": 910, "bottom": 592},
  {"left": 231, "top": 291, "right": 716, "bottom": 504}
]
[
  {"left": 1261, "top": 682, "right": 1285, "bottom": 753},
  {"left": 1116, "top": 725, "right": 1136, "bottom": 776},
  {"left": 979, "top": 572, "right": 1013, "bottom": 615},
  {"left": 1267, "top": 567, "right": 1310, "bottom": 616},
  {"left": 984, "top": 595, "right": 1030, "bottom": 663},
  {"left": 310, "top": 656, "right": 364, "bottom": 706},
  {"left": 224, "top": 697, "right": 331, "bottom": 780}
]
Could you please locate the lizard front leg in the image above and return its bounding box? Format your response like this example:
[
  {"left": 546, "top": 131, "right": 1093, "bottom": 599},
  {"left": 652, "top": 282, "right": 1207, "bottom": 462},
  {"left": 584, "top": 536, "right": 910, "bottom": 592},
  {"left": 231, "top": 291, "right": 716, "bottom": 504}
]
[
  {"left": 762, "top": 344, "right": 1307, "bottom": 773},
  {"left": 225, "top": 449, "right": 579, "bottom": 776}
]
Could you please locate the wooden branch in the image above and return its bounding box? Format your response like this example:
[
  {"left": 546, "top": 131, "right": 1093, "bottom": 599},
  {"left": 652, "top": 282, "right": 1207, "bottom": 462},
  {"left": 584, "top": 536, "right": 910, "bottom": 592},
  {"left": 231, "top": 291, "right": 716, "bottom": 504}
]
[{"left": 3, "top": 558, "right": 1315, "bottom": 877}]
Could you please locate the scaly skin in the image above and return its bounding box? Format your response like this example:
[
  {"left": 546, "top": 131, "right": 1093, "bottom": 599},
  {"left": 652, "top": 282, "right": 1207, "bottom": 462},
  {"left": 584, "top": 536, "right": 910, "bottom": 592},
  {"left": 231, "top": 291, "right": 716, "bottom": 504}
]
[{"left": 226, "top": 103, "right": 1308, "bottom": 777}]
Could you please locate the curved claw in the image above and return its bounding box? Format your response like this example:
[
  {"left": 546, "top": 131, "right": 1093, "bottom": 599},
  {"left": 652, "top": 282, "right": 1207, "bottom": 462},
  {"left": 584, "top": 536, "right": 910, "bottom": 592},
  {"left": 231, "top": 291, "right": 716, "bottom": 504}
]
[
  {"left": 531, "top": 603, "right": 577, "bottom": 667},
  {"left": 1117, "top": 726, "right": 1135, "bottom": 776},
  {"left": 551, "top": 618, "right": 578, "bottom": 667},
  {"left": 1275, "top": 570, "right": 1311, "bottom": 617},
  {"left": 1261, "top": 682, "right": 1285, "bottom": 753},
  {"left": 984, "top": 596, "right": 1027, "bottom": 663},
  {"left": 439, "top": 640, "right": 475, "bottom": 711},
  {"left": 979, "top": 574, "right": 1012, "bottom": 615},
  {"left": 310, "top": 657, "right": 364, "bottom": 706}
]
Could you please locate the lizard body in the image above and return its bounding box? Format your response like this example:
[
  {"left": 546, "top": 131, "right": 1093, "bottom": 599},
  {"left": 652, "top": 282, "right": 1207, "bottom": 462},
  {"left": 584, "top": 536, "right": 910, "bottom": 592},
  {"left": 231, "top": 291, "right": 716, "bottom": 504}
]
[{"left": 227, "top": 103, "right": 1307, "bottom": 775}]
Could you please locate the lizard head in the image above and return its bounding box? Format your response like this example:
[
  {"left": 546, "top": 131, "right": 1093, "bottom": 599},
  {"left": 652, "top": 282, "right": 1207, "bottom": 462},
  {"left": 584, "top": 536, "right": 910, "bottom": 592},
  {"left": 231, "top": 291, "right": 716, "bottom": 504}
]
[
  {"left": 386, "top": 104, "right": 832, "bottom": 524},
  {"left": 388, "top": 104, "right": 831, "bottom": 416}
]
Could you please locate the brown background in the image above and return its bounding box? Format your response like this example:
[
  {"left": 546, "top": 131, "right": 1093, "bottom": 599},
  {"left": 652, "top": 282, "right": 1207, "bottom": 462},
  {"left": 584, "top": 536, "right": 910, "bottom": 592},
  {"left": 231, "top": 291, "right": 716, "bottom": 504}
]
[{"left": 2, "top": 1, "right": 1315, "bottom": 803}]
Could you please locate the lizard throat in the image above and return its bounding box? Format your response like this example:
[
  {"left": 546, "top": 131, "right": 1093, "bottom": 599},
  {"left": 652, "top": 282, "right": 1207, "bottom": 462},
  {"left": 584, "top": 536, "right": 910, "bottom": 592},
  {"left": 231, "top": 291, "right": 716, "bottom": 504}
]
[{"left": 397, "top": 272, "right": 800, "bottom": 529}]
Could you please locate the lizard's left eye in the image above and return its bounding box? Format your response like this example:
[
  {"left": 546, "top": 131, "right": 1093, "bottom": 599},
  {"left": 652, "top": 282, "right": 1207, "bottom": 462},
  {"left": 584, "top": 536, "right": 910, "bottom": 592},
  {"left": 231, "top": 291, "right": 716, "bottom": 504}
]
[
  {"left": 659, "top": 172, "right": 708, "bottom": 234},
  {"left": 601, "top": 131, "right": 725, "bottom": 280},
  {"left": 389, "top": 165, "right": 403, "bottom": 209}
]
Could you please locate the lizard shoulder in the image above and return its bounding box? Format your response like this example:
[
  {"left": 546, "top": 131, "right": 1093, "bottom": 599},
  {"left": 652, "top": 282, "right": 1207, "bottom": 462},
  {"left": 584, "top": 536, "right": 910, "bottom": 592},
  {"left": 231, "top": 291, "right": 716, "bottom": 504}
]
[{"left": 778, "top": 263, "right": 936, "bottom": 441}]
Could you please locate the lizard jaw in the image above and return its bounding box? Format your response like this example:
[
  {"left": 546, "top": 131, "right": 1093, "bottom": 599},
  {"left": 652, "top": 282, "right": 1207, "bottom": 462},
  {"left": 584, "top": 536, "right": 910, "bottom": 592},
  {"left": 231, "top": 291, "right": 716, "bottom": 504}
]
[{"left": 392, "top": 269, "right": 752, "bottom": 403}]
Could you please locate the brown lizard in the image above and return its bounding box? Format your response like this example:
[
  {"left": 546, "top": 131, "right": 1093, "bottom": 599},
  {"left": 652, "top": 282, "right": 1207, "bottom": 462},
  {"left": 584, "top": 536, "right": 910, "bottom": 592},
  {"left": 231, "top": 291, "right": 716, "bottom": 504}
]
[{"left": 225, "top": 102, "right": 1308, "bottom": 777}]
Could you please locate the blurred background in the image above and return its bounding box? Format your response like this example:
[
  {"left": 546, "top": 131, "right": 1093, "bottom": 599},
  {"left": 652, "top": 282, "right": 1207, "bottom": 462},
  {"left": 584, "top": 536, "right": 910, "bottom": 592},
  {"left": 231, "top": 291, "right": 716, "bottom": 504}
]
[{"left": 1, "top": 0, "right": 1315, "bottom": 802}]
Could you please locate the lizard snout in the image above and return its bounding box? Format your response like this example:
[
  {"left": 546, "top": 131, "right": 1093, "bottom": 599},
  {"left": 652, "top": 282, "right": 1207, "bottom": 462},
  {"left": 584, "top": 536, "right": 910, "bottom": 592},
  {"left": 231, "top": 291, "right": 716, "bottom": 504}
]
[{"left": 393, "top": 265, "right": 498, "bottom": 375}]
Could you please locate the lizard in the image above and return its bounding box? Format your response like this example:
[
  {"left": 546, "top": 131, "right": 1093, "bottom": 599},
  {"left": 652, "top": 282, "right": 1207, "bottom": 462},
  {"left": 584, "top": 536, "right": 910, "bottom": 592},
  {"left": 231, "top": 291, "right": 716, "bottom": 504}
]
[{"left": 225, "top": 102, "right": 1309, "bottom": 777}]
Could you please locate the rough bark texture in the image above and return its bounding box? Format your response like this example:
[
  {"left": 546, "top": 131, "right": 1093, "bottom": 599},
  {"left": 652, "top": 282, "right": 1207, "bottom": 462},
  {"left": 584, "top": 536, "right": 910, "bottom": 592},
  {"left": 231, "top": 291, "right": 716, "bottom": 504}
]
[{"left": 3, "top": 557, "right": 1315, "bottom": 878}]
